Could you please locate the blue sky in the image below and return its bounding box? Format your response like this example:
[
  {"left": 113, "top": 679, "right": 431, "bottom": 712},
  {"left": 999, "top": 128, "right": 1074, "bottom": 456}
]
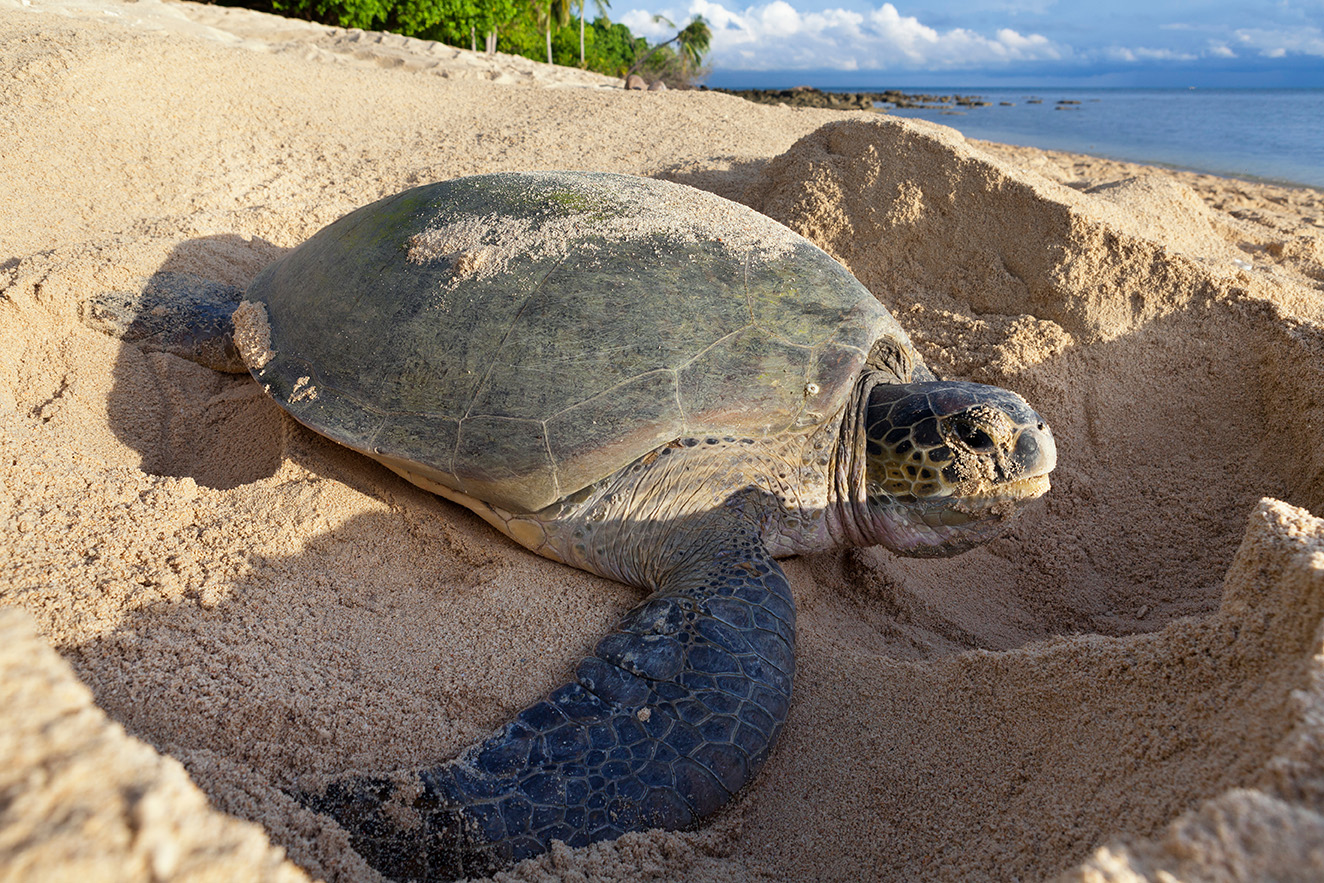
[{"left": 617, "top": 0, "right": 1324, "bottom": 87}]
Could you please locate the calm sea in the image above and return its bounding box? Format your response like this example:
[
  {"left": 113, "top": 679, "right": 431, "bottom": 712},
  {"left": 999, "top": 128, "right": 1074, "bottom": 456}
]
[{"left": 827, "top": 87, "right": 1323, "bottom": 190}]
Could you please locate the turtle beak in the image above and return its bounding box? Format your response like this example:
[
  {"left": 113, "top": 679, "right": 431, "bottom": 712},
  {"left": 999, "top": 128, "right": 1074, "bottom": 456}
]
[
  {"left": 1009, "top": 417, "right": 1056, "bottom": 485},
  {"left": 961, "top": 418, "right": 1053, "bottom": 516},
  {"left": 936, "top": 396, "right": 1055, "bottom": 502},
  {"left": 962, "top": 410, "right": 1055, "bottom": 507}
]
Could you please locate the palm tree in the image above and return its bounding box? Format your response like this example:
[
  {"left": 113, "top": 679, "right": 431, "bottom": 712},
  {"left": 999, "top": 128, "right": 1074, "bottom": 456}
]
[
  {"left": 674, "top": 15, "right": 712, "bottom": 75},
  {"left": 530, "top": 0, "right": 573, "bottom": 64},
  {"left": 626, "top": 15, "right": 712, "bottom": 82},
  {"left": 472, "top": 0, "right": 520, "bottom": 56},
  {"left": 577, "top": 0, "right": 611, "bottom": 66}
]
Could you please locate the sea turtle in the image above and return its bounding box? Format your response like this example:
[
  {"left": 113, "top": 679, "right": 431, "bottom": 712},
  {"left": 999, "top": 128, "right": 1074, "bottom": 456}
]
[{"left": 88, "top": 171, "right": 1055, "bottom": 880}]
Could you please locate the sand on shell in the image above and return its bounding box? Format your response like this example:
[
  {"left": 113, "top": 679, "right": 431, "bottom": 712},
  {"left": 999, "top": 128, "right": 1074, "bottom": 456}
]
[{"left": 3, "top": 1, "right": 1324, "bottom": 881}]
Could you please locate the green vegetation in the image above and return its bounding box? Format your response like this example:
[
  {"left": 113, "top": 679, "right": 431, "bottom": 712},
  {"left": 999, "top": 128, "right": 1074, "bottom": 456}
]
[
  {"left": 626, "top": 14, "right": 710, "bottom": 83},
  {"left": 212, "top": 0, "right": 710, "bottom": 84}
]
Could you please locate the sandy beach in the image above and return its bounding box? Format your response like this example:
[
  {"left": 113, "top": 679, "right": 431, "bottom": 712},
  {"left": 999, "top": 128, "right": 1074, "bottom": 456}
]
[{"left": 3, "top": 1, "right": 1324, "bottom": 881}]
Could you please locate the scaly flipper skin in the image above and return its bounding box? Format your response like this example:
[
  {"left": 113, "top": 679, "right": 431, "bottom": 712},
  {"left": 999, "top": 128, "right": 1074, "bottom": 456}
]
[{"left": 302, "top": 507, "right": 794, "bottom": 881}]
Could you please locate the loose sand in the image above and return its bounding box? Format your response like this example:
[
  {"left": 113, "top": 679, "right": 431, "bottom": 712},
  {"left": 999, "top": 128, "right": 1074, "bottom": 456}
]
[{"left": 3, "top": 1, "right": 1324, "bottom": 881}]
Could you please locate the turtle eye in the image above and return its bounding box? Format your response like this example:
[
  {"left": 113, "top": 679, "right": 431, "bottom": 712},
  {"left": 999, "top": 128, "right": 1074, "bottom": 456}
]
[{"left": 951, "top": 418, "right": 996, "bottom": 452}]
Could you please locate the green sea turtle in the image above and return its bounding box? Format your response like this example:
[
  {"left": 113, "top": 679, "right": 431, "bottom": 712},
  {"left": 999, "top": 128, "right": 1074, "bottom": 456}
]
[{"left": 89, "top": 171, "right": 1055, "bottom": 880}]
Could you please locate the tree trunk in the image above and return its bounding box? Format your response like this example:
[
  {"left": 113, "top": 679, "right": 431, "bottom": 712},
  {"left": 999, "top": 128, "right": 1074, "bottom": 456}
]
[
  {"left": 545, "top": 27, "right": 552, "bottom": 64},
  {"left": 626, "top": 35, "right": 675, "bottom": 78},
  {"left": 579, "top": 6, "right": 585, "bottom": 66},
  {"left": 471, "top": 25, "right": 476, "bottom": 52},
  {"left": 485, "top": 30, "right": 497, "bottom": 55}
]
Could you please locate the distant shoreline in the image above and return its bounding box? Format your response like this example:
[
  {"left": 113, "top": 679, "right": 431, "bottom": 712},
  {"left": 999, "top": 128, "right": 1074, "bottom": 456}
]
[
  {"left": 700, "top": 85, "right": 993, "bottom": 110},
  {"left": 702, "top": 85, "right": 1321, "bottom": 191},
  {"left": 701, "top": 85, "right": 1091, "bottom": 114}
]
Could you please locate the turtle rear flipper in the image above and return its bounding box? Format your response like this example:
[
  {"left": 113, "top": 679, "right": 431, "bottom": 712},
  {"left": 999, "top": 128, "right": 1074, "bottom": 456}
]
[
  {"left": 82, "top": 271, "right": 248, "bottom": 373},
  {"left": 299, "top": 506, "right": 796, "bottom": 880}
]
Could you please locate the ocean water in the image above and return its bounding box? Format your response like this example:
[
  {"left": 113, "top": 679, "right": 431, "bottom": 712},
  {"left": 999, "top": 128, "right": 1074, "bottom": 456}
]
[{"left": 830, "top": 87, "right": 1323, "bottom": 190}]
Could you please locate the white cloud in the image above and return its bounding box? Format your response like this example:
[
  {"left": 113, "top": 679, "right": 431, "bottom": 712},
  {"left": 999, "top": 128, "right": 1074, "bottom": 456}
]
[
  {"left": 760, "top": 0, "right": 802, "bottom": 37},
  {"left": 1103, "top": 45, "right": 1198, "bottom": 62},
  {"left": 619, "top": 1, "right": 1065, "bottom": 70},
  {"left": 1233, "top": 26, "right": 1324, "bottom": 57}
]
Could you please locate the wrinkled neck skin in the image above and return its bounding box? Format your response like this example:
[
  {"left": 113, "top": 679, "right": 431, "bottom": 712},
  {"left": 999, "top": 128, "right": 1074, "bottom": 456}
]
[
  {"left": 528, "top": 366, "right": 1013, "bottom": 580},
  {"left": 821, "top": 371, "right": 885, "bottom": 552},
  {"left": 525, "top": 421, "right": 863, "bottom": 596},
  {"left": 530, "top": 431, "right": 840, "bottom": 591}
]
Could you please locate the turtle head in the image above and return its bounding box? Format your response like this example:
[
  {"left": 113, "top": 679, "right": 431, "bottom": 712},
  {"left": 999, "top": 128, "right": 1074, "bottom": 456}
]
[{"left": 859, "top": 381, "right": 1055, "bottom": 557}]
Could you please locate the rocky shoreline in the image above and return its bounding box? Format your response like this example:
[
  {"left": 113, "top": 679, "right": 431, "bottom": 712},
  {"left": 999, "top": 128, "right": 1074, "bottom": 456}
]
[{"left": 700, "top": 85, "right": 994, "bottom": 110}]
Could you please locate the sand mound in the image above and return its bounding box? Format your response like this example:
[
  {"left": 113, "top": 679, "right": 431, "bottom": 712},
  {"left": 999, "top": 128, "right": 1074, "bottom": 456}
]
[
  {"left": 3, "top": 4, "right": 1324, "bottom": 882},
  {"left": 0, "top": 605, "right": 310, "bottom": 883},
  {"left": 738, "top": 117, "right": 1324, "bottom": 640},
  {"left": 744, "top": 118, "right": 1280, "bottom": 342}
]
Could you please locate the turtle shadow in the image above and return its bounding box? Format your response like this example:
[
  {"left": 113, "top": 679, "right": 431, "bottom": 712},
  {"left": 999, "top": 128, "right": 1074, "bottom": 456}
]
[
  {"left": 54, "top": 505, "right": 561, "bottom": 882},
  {"left": 100, "top": 234, "right": 295, "bottom": 491},
  {"left": 55, "top": 493, "right": 639, "bottom": 881},
  {"left": 95, "top": 234, "right": 504, "bottom": 501}
]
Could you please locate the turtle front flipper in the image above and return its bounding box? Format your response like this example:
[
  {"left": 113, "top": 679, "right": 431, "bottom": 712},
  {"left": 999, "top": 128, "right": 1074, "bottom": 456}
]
[{"left": 298, "top": 523, "right": 796, "bottom": 881}]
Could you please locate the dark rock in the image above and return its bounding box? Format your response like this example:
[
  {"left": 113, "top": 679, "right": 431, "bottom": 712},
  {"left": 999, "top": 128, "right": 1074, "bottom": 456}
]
[
  {"left": 703, "top": 86, "right": 875, "bottom": 110},
  {"left": 703, "top": 87, "right": 1012, "bottom": 114}
]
